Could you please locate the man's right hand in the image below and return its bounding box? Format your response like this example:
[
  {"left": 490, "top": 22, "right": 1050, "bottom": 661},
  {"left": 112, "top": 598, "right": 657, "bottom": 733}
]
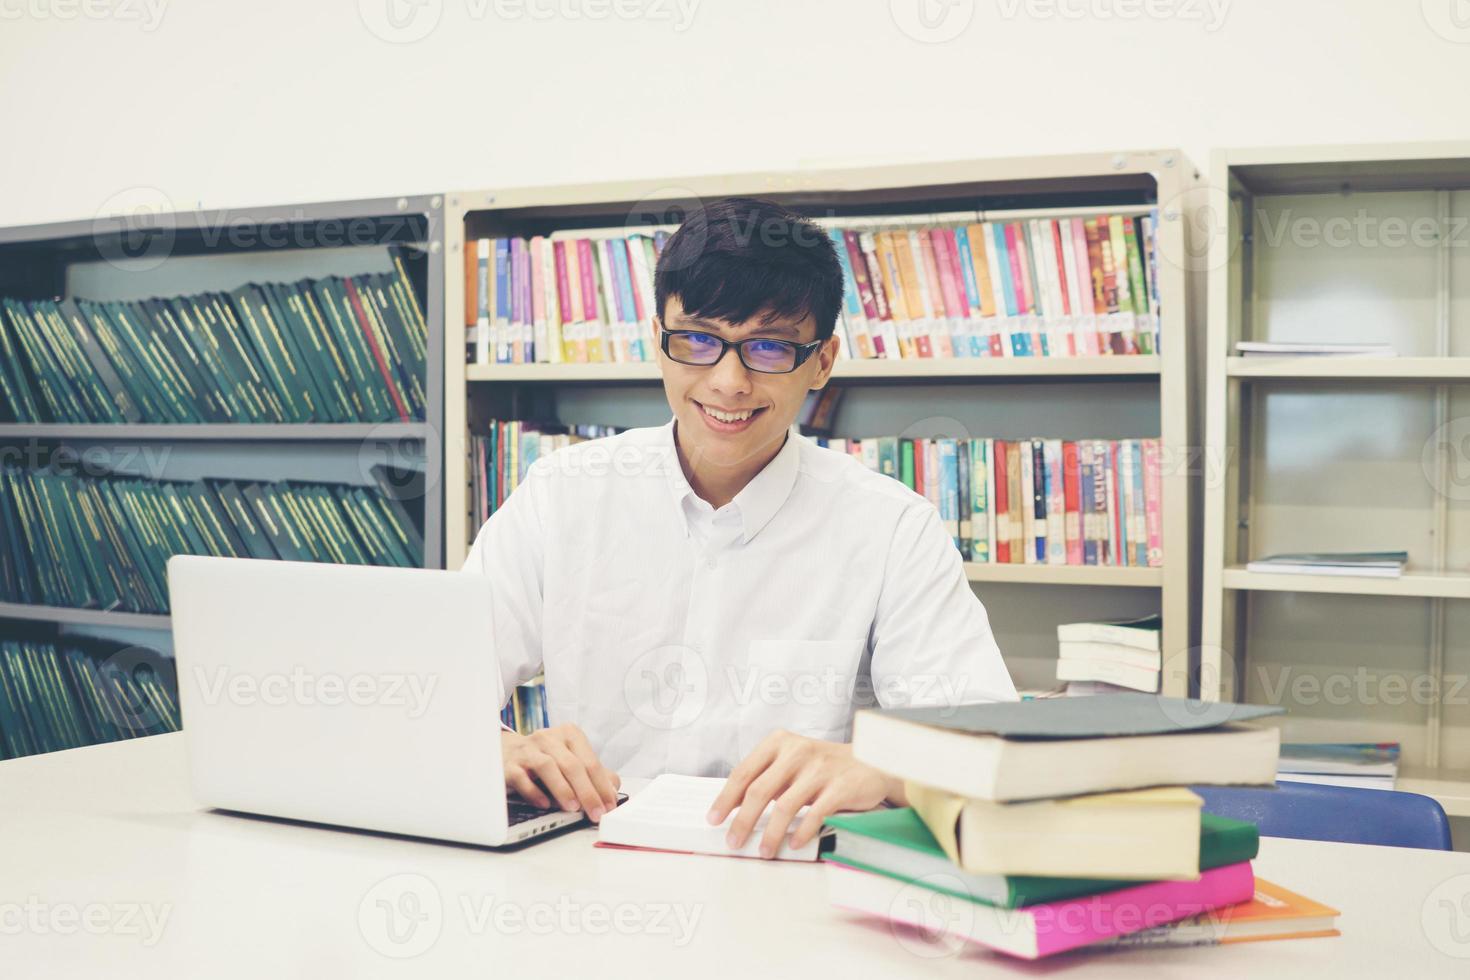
[{"left": 501, "top": 724, "right": 621, "bottom": 822}]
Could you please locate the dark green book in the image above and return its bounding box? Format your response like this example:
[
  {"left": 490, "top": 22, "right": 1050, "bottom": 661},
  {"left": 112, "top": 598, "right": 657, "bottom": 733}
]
[
  {"left": 0, "top": 301, "right": 42, "bottom": 421},
  {"left": 305, "top": 279, "right": 386, "bottom": 420},
  {"left": 206, "top": 481, "right": 279, "bottom": 560},
  {"left": 823, "top": 806, "right": 1258, "bottom": 909}
]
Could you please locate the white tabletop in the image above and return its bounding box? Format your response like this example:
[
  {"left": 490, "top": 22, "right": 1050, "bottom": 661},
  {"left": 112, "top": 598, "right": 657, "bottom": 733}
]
[{"left": 3, "top": 734, "right": 1469, "bottom": 978}]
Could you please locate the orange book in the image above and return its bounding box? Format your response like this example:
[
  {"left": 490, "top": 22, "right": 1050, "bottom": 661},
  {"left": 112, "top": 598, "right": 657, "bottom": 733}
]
[
  {"left": 873, "top": 232, "right": 914, "bottom": 359},
  {"left": 464, "top": 236, "right": 479, "bottom": 327},
  {"left": 1104, "top": 878, "right": 1341, "bottom": 948},
  {"left": 891, "top": 232, "right": 933, "bottom": 358}
]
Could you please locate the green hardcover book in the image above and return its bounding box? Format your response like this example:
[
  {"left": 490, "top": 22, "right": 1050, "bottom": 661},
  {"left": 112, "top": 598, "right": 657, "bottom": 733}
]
[
  {"left": 0, "top": 301, "right": 43, "bottom": 421},
  {"left": 899, "top": 439, "right": 915, "bottom": 491},
  {"left": 206, "top": 480, "right": 280, "bottom": 560},
  {"left": 145, "top": 299, "right": 232, "bottom": 422},
  {"left": 823, "top": 807, "right": 1258, "bottom": 909},
  {"left": 301, "top": 279, "right": 379, "bottom": 420},
  {"left": 323, "top": 487, "right": 381, "bottom": 566},
  {"left": 240, "top": 482, "right": 306, "bottom": 561},
  {"left": 3, "top": 646, "right": 59, "bottom": 754},
  {"left": 45, "top": 474, "right": 120, "bottom": 610},
  {"left": 33, "top": 644, "right": 88, "bottom": 750},
  {"left": 4, "top": 469, "right": 62, "bottom": 604},
  {"left": 251, "top": 283, "right": 332, "bottom": 421},
  {"left": 57, "top": 299, "right": 140, "bottom": 422},
  {"left": 261, "top": 282, "right": 345, "bottom": 422},
  {"left": 340, "top": 277, "right": 413, "bottom": 420},
  {"left": 113, "top": 300, "right": 199, "bottom": 422},
  {"left": 59, "top": 648, "right": 111, "bottom": 745},
  {"left": 96, "top": 481, "right": 168, "bottom": 612},
  {"left": 0, "top": 644, "right": 41, "bottom": 757},
  {"left": 3, "top": 299, "right": 72, "bottom": 420},
  {"left": 180, "top": 481, "right": 248, "bottom": 558},
  {"left": 227, "top": 286, "right": 310, "bottom": 422},
  {"left": 367, "top": 274, "right": 427, "bottom": 415},
  {"left": 205, "top": 292, "right": 289, "bottom": 422},
  {"left": 30, "top": 473, "right": 98, "bottom": 608},
  {"left": 292, "top": 283, "right": 366, "bottom": 420},
  {"left": 76, "top": 300, "right": 172, "bottom": 422},
  {"left": 34, "top": 301, "right": 116, "bottom": 421},
  {"left": 302, "top": 484, "right": 368, "bottom": 564}
]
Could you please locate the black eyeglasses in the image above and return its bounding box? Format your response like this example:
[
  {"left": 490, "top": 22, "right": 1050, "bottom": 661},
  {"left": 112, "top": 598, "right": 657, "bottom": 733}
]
[{"left": 658, "top": 328, "right": 823, "bottom": 375}]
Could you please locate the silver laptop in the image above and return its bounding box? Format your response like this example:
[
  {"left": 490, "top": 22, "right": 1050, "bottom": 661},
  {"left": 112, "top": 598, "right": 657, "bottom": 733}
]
[{"left": 168, "top": 555, "right": 585, "bottom": 846}]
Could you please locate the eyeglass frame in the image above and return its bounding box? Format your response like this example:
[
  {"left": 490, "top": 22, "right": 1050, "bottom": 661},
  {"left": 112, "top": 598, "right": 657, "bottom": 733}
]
[{"left": 654, "top": 320, "right": 827, "bottom": 375}]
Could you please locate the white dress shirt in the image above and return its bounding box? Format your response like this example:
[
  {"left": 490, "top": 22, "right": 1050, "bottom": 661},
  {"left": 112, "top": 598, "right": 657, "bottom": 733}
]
[{"left": 462, "top": 419, "right": 1016, "bottom": 778}]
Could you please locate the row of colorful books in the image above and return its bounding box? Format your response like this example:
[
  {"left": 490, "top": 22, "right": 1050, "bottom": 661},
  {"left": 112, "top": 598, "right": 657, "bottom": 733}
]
[
  {"left": 469, "top": 420, "right": 619, "bottom": 530},
  {"left": 0, "top": 638, "right": 180, "bottom": 760},
  {"left": 827, "top": 695, "right": 1339, "bottom": 959},
  {"left": 0, "top": 466, "right": 422, "bottom": 614},
  {"left": 0, "top": 246, "right": 428, "bottom": 424},
  {"left": 500, "top": 677, "right": 549, "bottom": 734},
  {"left": 462, "top": 211, "right": 1160, "bottom": 366},
  {"left": 818, "top": 436, "right": 1163, "bottom": 568}
]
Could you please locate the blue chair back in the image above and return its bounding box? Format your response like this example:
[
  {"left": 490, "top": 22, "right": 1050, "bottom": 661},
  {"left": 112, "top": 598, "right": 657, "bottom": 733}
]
[{"left": 1191, "top": 781, "right": 1452, "bottom": 851}]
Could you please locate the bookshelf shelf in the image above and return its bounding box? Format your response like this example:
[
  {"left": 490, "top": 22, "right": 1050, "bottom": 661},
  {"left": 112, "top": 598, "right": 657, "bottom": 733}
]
[
  {"left": 1202, "top": 142, "right": 1470, "bottom": 794},
  {"left": 0, "top": 422, "right": 431, "bottom": 442},
  {"left": 963, "top": 563, "right": 1162, "bottom": 588},
  {"left": 466, "top": 355, "right": 1162, "bottom": 385},
  {"left": 0, "top": 602, "right": 170, "bottom": 631},
  {"left": 1221, "top": 567, "right": 1470, "bottom": 599},
  {"left": 1226, "top": 356, "right": 1470, "bottom": 381},
  {"left": 446, "top": 151, "right": 1198, "bottom": 698}
]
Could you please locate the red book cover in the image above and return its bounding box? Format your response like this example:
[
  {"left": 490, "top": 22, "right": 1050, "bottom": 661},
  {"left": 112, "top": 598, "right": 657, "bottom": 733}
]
[
  {"left": 913, "top": 438, "right": 926, "bottom": 500},
  {"left": 1004, "top": 223, "right": 1032, "bottom": 315},
  {"left": 1063, "top": 440, "right": 1082, "bottom": 565},
  {"left": 343, "top": 278, "right": 410, "bottom": 421},
  {"left": 994, "top": 439, "right": 1010, "bottom": 564},
  {"left": 1051, "top": 220, "right": 1072, "bottom": 316}
]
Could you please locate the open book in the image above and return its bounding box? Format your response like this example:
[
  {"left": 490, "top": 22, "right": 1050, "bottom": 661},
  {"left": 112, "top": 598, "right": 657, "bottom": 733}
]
[{"left": 597, "top": 774, "right": 831, "bottom": 861}]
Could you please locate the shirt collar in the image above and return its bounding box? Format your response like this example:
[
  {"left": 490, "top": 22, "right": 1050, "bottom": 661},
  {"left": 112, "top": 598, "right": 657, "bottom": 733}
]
[{"left": 660, "top": 419, "right": 802, "bottom": 544}]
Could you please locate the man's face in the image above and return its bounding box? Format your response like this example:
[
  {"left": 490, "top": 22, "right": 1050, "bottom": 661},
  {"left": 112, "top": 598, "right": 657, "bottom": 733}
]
[{"left": 655, "top": 295, "right": 839, "bottom": 474}]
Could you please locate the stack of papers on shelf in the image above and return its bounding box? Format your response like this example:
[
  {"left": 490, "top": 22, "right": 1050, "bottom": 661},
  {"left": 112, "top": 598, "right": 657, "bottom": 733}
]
[
  {"left": 1276, "top": 742, "right": 1400, "bottom": 791},
  {"left": 829, "top": 695, "right": 1293, "bottom": 960},
  {"left": 1055, "top": 614, "right": 1162, "bottom": 693},
  {"left": 1235, "top": 341, "right": 1396, "bottom": 358},
  {"left": 1246, "top": 552, "right": 1407, "bottom": 578}
]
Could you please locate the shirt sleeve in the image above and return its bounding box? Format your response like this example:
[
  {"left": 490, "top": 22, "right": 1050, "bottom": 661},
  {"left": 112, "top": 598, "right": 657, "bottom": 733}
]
[
  {"left": 869, "top": 503, "right": 1018, "bottom": 708},
  {"left": 461, "top": 468, "right": 548, "bottom": 709}
]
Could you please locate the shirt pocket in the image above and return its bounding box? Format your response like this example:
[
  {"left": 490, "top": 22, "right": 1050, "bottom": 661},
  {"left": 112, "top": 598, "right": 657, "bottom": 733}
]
[{"left": 736, "top": 638, "right": 862, "bottom": 758}]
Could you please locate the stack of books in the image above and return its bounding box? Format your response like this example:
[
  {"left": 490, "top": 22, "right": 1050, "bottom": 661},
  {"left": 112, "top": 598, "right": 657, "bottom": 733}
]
[
  {"left": 1276, "top": 742, "right": 1400, "bottom": 791},
  {"left": 0, "top": 638, "right": 179, "bottom": 759},
  {"left": 1055, "top": 614, "right": 1163, "bottom": 693},
  {"left": 1246, "top": 551, "right": 1407, "bottom": 579},
  {"left": 811, "top": 435, "right": 1162, "bottom": 568},
  {"left": 0, "top": 247, "right": 428, "bottom": 424},
  {"left": 464, "top": 210, "right": 1160, "bottom": 365},
  {"left": 826, "top": 694, "right": 1337, "bottom": 959},
  {"left": 0, "top": 467, "right": 422, "bottom": 614},
  {"left": 1235, "top": 341, "right": 1396, "bottom": 358}
]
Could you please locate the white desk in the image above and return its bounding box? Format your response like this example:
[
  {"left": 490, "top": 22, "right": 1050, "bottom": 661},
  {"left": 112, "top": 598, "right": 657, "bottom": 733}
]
[{"left": 3, "top": 734, "right": 1469, "bottom": 978}]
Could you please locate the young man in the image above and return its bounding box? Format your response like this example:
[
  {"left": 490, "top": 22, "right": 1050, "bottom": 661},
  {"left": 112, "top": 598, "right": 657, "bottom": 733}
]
[{"left": 463, "top": 197, "right": 1015, "bottom": 857}]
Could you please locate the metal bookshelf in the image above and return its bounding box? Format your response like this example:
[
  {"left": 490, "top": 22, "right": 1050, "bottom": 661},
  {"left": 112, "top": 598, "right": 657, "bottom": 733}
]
[
  {"left": 1200, "top": 141, "right": 1470, "bottom": 815},
  {"left": 443, "top": 151, "right": 1201, "bottom": 696},
  {"left": 0, "top": 194, "right": 447, "bottom": 634}
]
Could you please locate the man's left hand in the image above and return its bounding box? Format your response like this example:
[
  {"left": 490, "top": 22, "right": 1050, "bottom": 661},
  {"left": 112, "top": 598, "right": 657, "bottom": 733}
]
[{"left": 706, "top": 730, "right": 904, "bottom": 858}]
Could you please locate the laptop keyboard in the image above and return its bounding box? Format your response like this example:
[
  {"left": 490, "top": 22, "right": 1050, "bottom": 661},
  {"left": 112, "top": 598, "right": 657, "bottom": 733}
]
[{"left": 507, "top": 799, "right": 562, "bottom": 826}]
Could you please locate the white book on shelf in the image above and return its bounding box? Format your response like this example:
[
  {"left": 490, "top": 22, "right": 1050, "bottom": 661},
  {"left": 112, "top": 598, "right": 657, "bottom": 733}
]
[
  {"left": 1246, "top": 551, "right": 1406, "bottom": 578},
  {"left": 1276, "top": 772, "right": 1397, "bottom": 791},
  {"left": 1235, "top": 341, "right": 1396, "bottom": 357},
  {"left": 1055, "top": 656, "right": 1160, "bottom": 694},
  {"left": 1057, "top": 641, "right": 1160, "bottom": 671}
]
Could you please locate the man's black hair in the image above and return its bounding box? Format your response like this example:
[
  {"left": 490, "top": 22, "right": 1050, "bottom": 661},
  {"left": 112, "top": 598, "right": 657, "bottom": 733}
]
[{"left": 653, "top": 197, "right": 844, "bottom": 341}]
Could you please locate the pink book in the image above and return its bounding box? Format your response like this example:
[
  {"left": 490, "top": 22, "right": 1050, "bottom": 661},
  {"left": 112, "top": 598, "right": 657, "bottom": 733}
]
[
  {"left": 529, "top": 236, "right": 547, "bottom": 362},
  {"left": 576, "top": 238, "right": 599, "bottom": 323},
  {"left": 1144, "top": 437, "right": 1163, "bottom": 567},
  {"left": 826, "top": 860, "right": 1255, "bottom": 960},
  {"left": 929, "top": 229, "right": 968, "bottom": 356}
]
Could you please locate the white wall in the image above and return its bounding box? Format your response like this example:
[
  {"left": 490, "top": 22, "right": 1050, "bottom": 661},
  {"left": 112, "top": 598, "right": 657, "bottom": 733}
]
[{"left": 2, "top": 0, "right": 1469, "bottom": 227}]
